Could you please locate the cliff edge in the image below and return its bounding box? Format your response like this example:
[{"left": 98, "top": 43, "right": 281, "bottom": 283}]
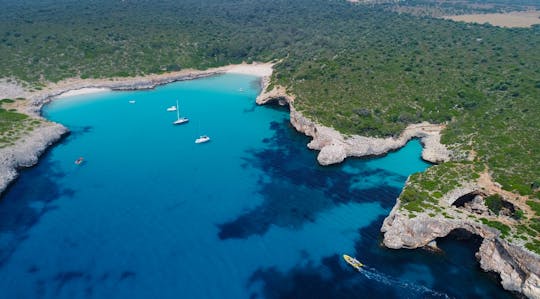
[
  {"left": 0, "top": 121, "right": 67, "bottom": 195},
  {"left": 257, "top": 82, "right": 540, "bottom": 299}
]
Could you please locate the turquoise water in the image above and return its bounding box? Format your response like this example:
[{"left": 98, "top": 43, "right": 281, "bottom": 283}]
[{"left": 0, "top": 74, "right": 513, "bottom": 298}]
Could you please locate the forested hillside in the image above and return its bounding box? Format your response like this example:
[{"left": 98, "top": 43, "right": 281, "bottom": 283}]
[{"left": 1, "top": 0, "right": 539, "bottom": 251}]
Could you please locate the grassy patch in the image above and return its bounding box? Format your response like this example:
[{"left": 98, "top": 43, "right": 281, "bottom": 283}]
[
  {"left": 481, "top": 218, "right": 511, "bottom": 237},
  {"left": 484, "top": 194, "right": 504, "bottom": 215},
  {"left": 525, "top": 240, "right": 540, "bottom": 255},
  {"left": 527, "top": 200, "right": 540, "bottom": 217},
  {"left": 0, "top": 99, "right": 34, "bottom": 147}
]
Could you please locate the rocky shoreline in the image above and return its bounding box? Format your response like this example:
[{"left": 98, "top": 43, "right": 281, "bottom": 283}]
[
  {"left": 381, "top": 193, "right": 540, "bottom": 298},
  {"left": 256, "top": 83, "right": 451, "bottom": 165},
  {"left": 257, "top": 82, "right": 540, "bottom": 298},
  {"left": 0, "top": 121, "right": 68, "bottom": 195}
]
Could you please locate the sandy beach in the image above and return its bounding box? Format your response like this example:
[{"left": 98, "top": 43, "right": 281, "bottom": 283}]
[
  {"left": 225, "top": 62, "right": 274, "bottom": 77},
  {"left": 55, "top": 87, "right": 112, "bottom": 98},
  {"left": 0, "top": 61, "right": 275, "bottom": 116},
  {"left": 43, "top": 62, "right": 274, "bottom": 100},
  {"left": 1, "top": 62, "right": 273, "bottom": 99}
]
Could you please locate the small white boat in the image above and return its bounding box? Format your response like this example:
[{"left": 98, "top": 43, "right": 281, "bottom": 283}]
[
  {"left": 239, "top": 88, "right": 244, "bottom": 92},
  {"left": 166, "top": 105, "right": 177, "bottom": 112},
  {"left": 174, "top": 117, "right": 189, "bottom": 125},
  {"left": 173, "top": 100, "right": 189, "bottom": 125},
  {"left": 74, "top": 157, "right": 84, "bottom": 165},
  {"left": 129, "top": 100, "right": 136, "bottom": 104},
  {"left": 195, "top": 135, "right": 210, "bottom": 144}
]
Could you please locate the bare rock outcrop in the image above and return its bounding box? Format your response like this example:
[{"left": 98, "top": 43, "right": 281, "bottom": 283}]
[
  {"left": 256, "top": 84, "right": 294, "bottom": 106},
  {"left": 256, "top": 76, "right": 539, "bottom": 299},
  {"left": 257, "top": 84, "right": 452, "bottom": 165},
  {"left": 302, "top": 120, "right": 452, "bottom": 165},
  {"left": 478, "top": 239, "right": 540, "bottom": 297},
  {"left": 0, "top": 121, "right": 67, "bottom": 195},
  {"left": 381, "top": 196, "right": 540, "bottom": 298}
]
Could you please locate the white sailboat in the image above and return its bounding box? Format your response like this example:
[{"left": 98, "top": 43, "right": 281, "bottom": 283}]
[{"left": 173, "top": 100, "right": 189, "bottom": 125}]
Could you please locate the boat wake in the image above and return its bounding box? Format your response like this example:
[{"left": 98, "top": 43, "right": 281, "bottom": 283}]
[{"left": 358, "top": 266, "right": 453, "bottom": 298}]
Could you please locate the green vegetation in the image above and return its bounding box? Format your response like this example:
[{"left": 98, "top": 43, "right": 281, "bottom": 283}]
[
  {"left": 527, "top": 200, "right": 540, "bottom": 216},
  {"left": 0, "top": 0, "right": 538, "bottom": 252},
  {"left": 0, "top": 99, "right": 41, "bottom": 148},
  {"left": 485, "top": 194, "right": 504, "bottom": 215},
  {"left": 481, "top": 218, "right": 511, "bottom": 237},
  {"left": 514, "top": 209, "right": 524, "bottom": 220},
  {"left": 525, "top": 240, "right": 540, "bottom": 255},
  {"left": 400, "top": 162, "right": 483, "bottom": 213},
  {"left": 399, "top": 160, "right": 539, "bottom": 251}
]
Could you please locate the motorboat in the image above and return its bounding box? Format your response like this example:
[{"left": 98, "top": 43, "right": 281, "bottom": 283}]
[
  {"left": 195, "top": 135, "right": 210, "bottom": 144},
  {"left": 343, "top": 254, "right": 363, "bottom": 271}
]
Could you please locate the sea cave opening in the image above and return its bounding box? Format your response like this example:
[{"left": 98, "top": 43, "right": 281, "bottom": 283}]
[{"left": 452, "top": 191, "right": 484, "bottom": 208}]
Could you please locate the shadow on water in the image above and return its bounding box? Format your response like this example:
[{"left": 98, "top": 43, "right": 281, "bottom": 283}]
[
  {"left": 32, "top": 269, "right": 136, "bottom": 298},
  {"left": 0, "top": 158, "right": 72, "bottom": 267},
  {"left": 217, "top": 119, "right": 403, "bottom": 240},
  {"left": 244, "top": 100, "right": 290, "bottom": 114},
  {"left": 249, "top": 217, "right": 516, "bottom": 299},
  {"left": 0, "top": 129, "right": 92, "bottom": 267},
  {"left": 248, "top": 254, "right": 399, "bottom": 299}
]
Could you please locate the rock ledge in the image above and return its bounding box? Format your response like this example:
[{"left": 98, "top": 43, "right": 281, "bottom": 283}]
[
  {"left": 257, "top": 82, "right": 540, "bottom": 299},
  {"left": 257, "top": 84, "right": 451, "bottom": 165}
]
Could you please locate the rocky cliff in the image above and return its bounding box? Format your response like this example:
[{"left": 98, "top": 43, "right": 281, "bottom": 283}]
[
  {"left": 0, "top": 121, "right": 67, "bottom": 195},
  {"left": 382, "top": 196, "right": 540, "bottom": 298},
  {"left": 257, "top": 83, "right": 540, "bottom": 299},
  {"left": 257, "top": 84, "right": 451, "bottom": 165}
]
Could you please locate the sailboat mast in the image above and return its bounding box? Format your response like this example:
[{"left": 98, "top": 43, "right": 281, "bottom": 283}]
[{"left": 176, "top": 100, "right": 180, "bottom": 120}]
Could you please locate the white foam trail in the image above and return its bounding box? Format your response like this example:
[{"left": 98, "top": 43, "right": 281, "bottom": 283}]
[{"left": 358, "top": 266, "right": 453, "bottom": 299}]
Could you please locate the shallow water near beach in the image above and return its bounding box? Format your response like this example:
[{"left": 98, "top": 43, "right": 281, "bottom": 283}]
[{"left": 0, "top": 74, "right": 513, "bottom": 298}]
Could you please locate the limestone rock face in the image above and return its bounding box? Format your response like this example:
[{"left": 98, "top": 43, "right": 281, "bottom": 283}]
[
  {"left": 260, "top": 87, "right": 452, "bottom": 165},
  {"left": 464, "top": 195, "right": 490, "bottom": 215},
  {"left": 257, "top": 81, "right": 540, "bottom": 298},
  {"left": 0, "top": 121, "right": 68, "bottom": 195},
  {"left": 317, "top": 144, "right": 347, "bottom": 165},
  {"left": 381, "top": 200, "right": 540, "bottom": 299},
  {"left": 256, "top": 84, "right": 294, "bottom": 106}
]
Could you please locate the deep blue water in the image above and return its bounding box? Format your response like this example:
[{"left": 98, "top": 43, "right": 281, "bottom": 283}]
[{"left": 0, "top": 74, "right": 514, "bottom": 298}]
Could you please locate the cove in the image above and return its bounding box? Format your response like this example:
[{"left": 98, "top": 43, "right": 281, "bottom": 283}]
[{"left": 0, "top": 74, "right": 513, "bottom": 298}]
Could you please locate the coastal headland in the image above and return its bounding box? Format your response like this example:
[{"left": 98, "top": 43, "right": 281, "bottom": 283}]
[
  {"left": 1, "top": 62, "right": 538, "bottom": 298},
  {"left": 256, "top": 69, "right": 540, "bottom": 298}
]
